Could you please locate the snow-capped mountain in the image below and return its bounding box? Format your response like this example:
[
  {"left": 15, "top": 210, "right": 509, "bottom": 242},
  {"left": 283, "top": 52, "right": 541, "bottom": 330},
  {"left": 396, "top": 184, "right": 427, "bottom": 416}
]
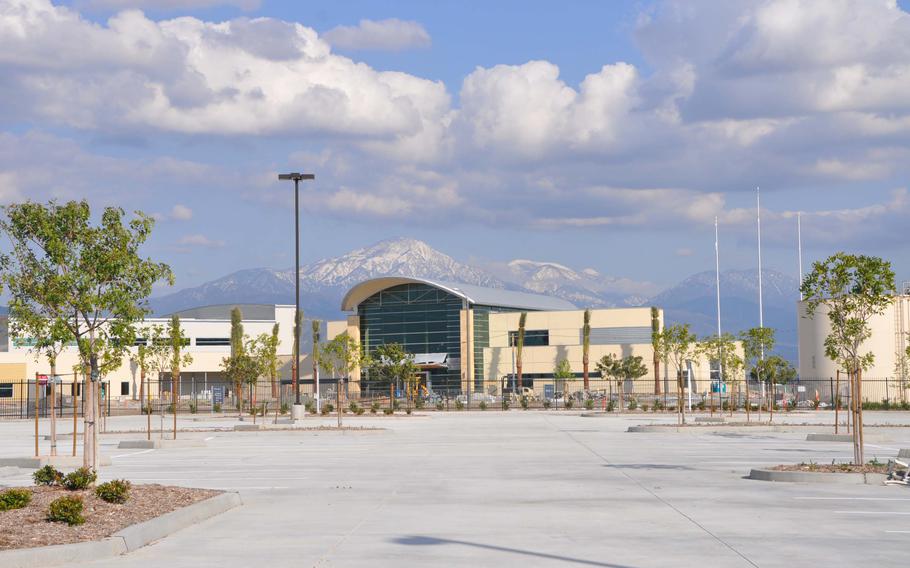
[{"left": 149, "top": 238, "right": 800, "bottom": 362}]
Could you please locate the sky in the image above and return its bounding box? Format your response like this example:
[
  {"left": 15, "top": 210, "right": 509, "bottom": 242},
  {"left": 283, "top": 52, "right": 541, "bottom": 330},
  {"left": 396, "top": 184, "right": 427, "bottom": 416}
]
[{"left": 2, "top": 0, "right": 910, "bottom": 294}]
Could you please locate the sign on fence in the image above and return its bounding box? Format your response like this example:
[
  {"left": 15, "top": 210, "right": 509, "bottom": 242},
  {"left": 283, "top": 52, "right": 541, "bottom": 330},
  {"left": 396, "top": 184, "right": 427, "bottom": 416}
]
[
  {"left": 37, "top": 375, "right": 48, "bottom": 385},
  {"left": 543, "top": 384, "right": 554, "bottom": 400},
  {"left": 212, "top": 386, "right": 224, "bottom": 405}
]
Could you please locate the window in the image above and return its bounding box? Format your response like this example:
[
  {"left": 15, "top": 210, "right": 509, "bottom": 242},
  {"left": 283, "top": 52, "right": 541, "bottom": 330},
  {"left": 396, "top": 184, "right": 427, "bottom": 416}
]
[
  {"left": 120, "top": 382, "right": 129, "bottom": 396},
  {"left": 195, "top": 338, "right": 231, "bottom": 346},
  {"left": 509, "top": 330, "right": 549, "bottom": 347},
  {"left": 0, "top": 383, "right": 12, "bottom": 398}
]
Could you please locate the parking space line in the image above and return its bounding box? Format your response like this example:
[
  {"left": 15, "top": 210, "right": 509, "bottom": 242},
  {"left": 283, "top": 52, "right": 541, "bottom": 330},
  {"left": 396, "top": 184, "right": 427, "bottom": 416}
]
[
  {"left": 797, "top": 497, "right": 910, "bottom": 501},
  {"left": 111, "top": 449, "right": 155, "bottom": 459},
  {"left": 886, "top": 530, "right": 910, "bottom": 534},
  {"left": 835, "top": 511, "right": 910, "bottom": 515}
]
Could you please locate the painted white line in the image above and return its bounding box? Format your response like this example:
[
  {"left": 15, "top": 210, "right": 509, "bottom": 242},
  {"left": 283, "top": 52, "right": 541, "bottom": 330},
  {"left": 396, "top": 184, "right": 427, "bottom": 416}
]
[
  {"left": 835, "top": 511, "right": 910, "bottom": 515},
  {"left": 797, "top": 497, "right": 910, "bottom": 501},
  {"left": 111, "top": 449, "right": 155, "bottom": 459},
  {"left": 886, "top": 530, "right": 910, "bottom": 534},
  {"left": 204, "top": 436, "right": 215, "bottom": 441}
]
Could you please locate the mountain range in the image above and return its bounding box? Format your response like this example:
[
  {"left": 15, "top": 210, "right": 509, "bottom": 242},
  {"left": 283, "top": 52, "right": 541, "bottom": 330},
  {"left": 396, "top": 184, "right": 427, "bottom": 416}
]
[{"left": 149, "top": 237, "right": 800, "bottom": 362}]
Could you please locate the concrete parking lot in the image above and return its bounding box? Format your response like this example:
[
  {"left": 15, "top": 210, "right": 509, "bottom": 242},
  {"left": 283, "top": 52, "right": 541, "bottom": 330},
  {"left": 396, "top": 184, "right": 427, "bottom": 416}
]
[{"left": 2, "top": 411, "right": 909, "bottom": 567}]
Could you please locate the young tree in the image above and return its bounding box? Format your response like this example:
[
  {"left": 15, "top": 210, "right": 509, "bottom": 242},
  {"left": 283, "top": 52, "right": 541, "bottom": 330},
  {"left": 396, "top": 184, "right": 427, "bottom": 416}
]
[
  {"left": 659, "top": 324, "right": 696, "bottom": 424},
  {"left": 801, "top": 253, "right": 895, "bottom": 464},
  {"left": 582, "top": 309, "right": 591, "bottom": 393},
  {"left": 368, "top": 343, "right": 418, "bottom": 410},
  {"left": 321, "top": 331, "right": 364, "bottom": 427},
  {"left": 130, "top": 334, "right": 156, "bottom": 440},
  {"left": 697, "top": 333, "right": 741, "bottom": 414},
  {"left": 229, "top": 307, "right": 244, "bottom": 416},
  {"left": 292, "top": 310, "right": 303, "bottom": 407},
  {"left": 169, "top": 315, "right": 192, "bottom": 438},
  {"left": 312, "top": 320, "right": 321, "bottom": 411},
  {"left": 749, "top": 355, "right": 796, "bottom": 384},
  {"left": 0, "top": 200, "right": 172, "bottom": 469},
  {"left": 19, "top": 317, "right": 71, "bottom": 457},
  {"left": 650, "top": 306, "right": 661, "bottom": 396},
  {"left": 553, "top": 357, "right": 574, "bottom": 404},
  {"left": 221, "top": 338, "right": 262, "bottom": 421},
  {"left": 619, "top": 355, "right": 649, "bottom": 409},
  {"left": 596, "top": 354, "right": 621, "bottom": 412},
  {"left": 515, "top": 312, "right": 527, "bottom": 394},
  {"left": 265, "top": 323, "right": 280, "bottom": 400},
  {"left": 739, "top": 327, "right": 775, "bottom": 422}
]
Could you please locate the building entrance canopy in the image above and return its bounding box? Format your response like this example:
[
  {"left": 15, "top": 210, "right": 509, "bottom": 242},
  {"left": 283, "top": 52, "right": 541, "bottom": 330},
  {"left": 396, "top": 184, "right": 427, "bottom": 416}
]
[{"left": 412, "top": 353, "right": 448, "bottom": 369}]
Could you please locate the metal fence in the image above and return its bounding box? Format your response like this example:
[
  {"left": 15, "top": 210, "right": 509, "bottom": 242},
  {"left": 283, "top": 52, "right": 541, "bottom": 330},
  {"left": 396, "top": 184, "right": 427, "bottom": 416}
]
[{"left": 2, "top": 375, "right": 908, "bottom": 419}]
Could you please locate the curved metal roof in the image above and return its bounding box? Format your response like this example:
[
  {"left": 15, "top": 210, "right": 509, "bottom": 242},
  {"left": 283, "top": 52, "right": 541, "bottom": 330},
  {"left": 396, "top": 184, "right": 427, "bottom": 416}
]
[{"left": 340, "top": 277, "right": 577, "bottom": 312}]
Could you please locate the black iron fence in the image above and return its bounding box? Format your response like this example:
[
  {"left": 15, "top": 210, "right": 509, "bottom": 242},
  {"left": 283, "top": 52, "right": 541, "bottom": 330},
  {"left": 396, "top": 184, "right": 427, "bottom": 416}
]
[{"left": 2, "top": 375, "right": 908, "bottom": 419}]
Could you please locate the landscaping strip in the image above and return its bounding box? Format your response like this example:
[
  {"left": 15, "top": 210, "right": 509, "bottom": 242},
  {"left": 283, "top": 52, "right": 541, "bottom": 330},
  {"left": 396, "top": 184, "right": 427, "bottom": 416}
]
[
  {"left": 749, "top": 468, "right": 888, "bottom": 485},
  {"left": 0, "top": 492, "right": 241, "bottom": 568}
]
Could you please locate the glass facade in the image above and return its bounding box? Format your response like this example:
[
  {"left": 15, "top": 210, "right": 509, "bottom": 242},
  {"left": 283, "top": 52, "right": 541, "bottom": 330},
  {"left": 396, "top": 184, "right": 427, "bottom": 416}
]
[{"left": 358, "top": 283, "right": 464, "bottom": 394}]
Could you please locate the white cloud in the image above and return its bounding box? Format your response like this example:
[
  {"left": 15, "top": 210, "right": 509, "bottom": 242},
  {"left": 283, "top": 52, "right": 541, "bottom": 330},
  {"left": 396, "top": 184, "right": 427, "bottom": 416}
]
[
  {"left": 177, "top": 233, "right": 224, "bottom": 247},
  {"left": 79, "top": 0, "right": 260, "bottom": 10},
  {"left": 323, "top": 18, "right": 431, "bottom": 51},
  {"left": 170, "top": 204, "right": 193, "bottom": 220}
]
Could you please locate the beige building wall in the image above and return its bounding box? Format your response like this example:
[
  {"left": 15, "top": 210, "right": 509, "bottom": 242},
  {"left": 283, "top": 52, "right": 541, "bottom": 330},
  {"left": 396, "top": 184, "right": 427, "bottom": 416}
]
[{"left": 798, "top": 295, "right": 910, "bottom": 400}]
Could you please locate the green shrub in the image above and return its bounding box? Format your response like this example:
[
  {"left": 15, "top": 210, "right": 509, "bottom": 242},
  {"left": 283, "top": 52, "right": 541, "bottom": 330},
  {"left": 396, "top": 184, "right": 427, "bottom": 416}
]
[
  {"left": 348, "top": 401, "right": 360, "bottom": 414},
  {"left": 213, "top": 403, "right": 222, "bottom": 413},
  {"left": 696, "top": 401, "right": 706, "bottom": 411},
  {"left": 47, "top": 495, "right": 84, "bottom": 526},
  {"left": 280, "top": 403, "right": 289, "bottom": 415},
  {"left": 0, "top": 488, "right": 31, "bottom": 511},
  {"left": 520, "top": 396, "right": 530, "bottom": 410},
  {"left": 564, "top": 398, "right": 574, "bottom": 409},
  {"left": 415, "top": 398, "right": 424, "bottom": 410},
  {"left": 435, "top": 402, "right": 444, "bottom": 411},
  {"left": 542, "top": 399, "right": 551, "bottom": 409},
  {"left": 33, "top": 465, "right": 63, "bottom": 486},
  {"left": 653, "top": 400, "right": 663, "bottom": 412},
  {"left": 166, "top": 403, "right": 176, "bottom": 414},
  {"left": 392, "top": 400, "right": 401, "bottom": 411},
  {"left": 62, "top": 467, "right": 97, "bottom": 491},
  {"left": 502, "top": 399, "right": 510, "bottom": 410},
  {"left": 95, "top": 479, "right": 131, "bottom": 504},
  {"left": 406, "top": 408, "right": 412, "bottom": 415},
  {"left": 356, "top": 407, "right": 365, "bottom": 415},
  {"left": 628, "top": 399, "right": 638, "bottom": 411},
  {"left": 188, "top": 402, "right": 198, "bottom": 414},
  {"left": 584, "top": 399, "right": 594, "bottom": 410},
  {"left": 383, "top": 407, "right": 394, "bottom": 415},
  {"left": 370, "top": 402, "right": 380, "bottom": 414},
  {"left": 606, "top": 400, "right": 615, "bottom": 412},
  {"left": 479, "top": 401, "right": 488, "bottom": 411},
  {"left": 320, "top": 405, "right": 330, "bottom": 415},
  {"left": 641, "top": 404, "right": 650, "bottom": 412},
  {"left": 455, "top": 400, "right": 464, "bottom": 411}
]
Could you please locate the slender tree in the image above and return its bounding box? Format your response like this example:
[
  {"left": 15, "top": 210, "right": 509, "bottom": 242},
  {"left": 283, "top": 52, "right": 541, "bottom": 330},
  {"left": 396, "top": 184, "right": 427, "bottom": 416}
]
[
  {"left": 130, "top": 338, "right": 154, "bottom": 440},
  {"left": 740, "top": 327, "right": 775, "bottom": 422},
  {"left": 698, "top": 333, "right": 742, "bottom": 415},
  {"left": 659, "top": 324, "right": 696, "bottom": 424},
  {"left": 321, "top": 332, "right": 364, "bottom": 427},
  {"left": 801, "top": 253, "right": 895, "bottom": 464},
  {"left": 368, "top": 343, "right": 417, "bottom": 411},
  {"left": 515, "top": 312, "right": 527, "bottom": 394},
  {"left": 312, "top": 320, "right": 321, "bottom": 411},
  {"left": 266, "top": 323, "right": 280, "bottom": 400},
  {"left": 229, "top": 307, "right": 244, "bottom": 417},
  {"left": 553, "top": 357, "right": 574, "bottom": 406},
  {"left": 619, "top": 355, "right": 649, "bottom": 410},
  {"left": 0, "top": 200, "right": 172, "bottom": 469},
  {"left": 596, "top": 354, "right": 621, "bottom": 412},
  {"left": 582, "top": 309, "right": 591, "bottom": 393},
  {"left": 291, "top": 310, "right": 303, "bottom": 409},
  {"left": 650, "top": 306, "right": 661, "bottom": 396},
  {"left": 168, "top": 315, "right": 192, "bottom": 438}
]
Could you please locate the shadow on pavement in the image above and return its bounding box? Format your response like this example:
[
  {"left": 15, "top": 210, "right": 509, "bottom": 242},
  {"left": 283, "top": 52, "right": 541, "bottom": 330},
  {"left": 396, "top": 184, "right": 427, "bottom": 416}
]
[{"left": 391, "top": 535, "right": 635, "bottom": 567}]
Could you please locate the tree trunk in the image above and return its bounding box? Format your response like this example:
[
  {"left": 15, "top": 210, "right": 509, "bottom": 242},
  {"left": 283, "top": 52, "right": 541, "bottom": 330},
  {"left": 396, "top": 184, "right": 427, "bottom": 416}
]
[
  {"left": 516, "top": 361, "right": 523, "bottom": 395},
  {"left": 84, "top": 356, "right": 98, "bottom": 470},
  {"left": 653, "top": 353, "right": 661, "bottom": 396},
  {"left": 172, "top": 369, "right": 178, "bottom": 440},
  {"left": 72, "top": 372, "right": 80, "bottom": 457},
  {"left": 617, "top": 380, "right": 624, "bottom": 414},
  {"left": 745, "top": 380, "right": 751, "bottom": 422},
  {"left": 769, "top": 380, "right": 774, "bottom": 423},
  {"left": 834, "top": 371, "right": 840, "bottom": 435},
  {"left": 582, "top": 357, "right": 589, "bottom": 392},
  {"left": 855, "top": 369, "right": 865, "bottom": 464},
  {"left": 49, "top": 361, "right": 57, "bottom": 457},
  {"left": 337, "top": 377, "right": 342, "bottom": 428}
]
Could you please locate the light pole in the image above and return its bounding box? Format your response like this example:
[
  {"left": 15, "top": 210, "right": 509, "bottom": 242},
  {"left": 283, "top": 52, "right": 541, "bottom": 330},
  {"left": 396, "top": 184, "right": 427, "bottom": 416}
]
[{"left": 278, "top": 172, "right": 315, "bottom": 413}]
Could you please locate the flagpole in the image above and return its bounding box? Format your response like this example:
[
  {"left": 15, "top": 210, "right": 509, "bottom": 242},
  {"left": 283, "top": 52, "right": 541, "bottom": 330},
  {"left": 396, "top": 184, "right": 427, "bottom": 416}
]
[
  {"left": 757, "top": 186, "right": 767, "bottom": 420},
  {"left": 797, "top": 212, "right": 804, "bottom": 301}
]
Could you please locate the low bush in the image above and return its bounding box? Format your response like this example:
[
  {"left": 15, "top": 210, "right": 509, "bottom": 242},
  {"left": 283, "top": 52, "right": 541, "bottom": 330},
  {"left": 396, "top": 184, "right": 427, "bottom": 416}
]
[
  {"left": 0, "top": 488, "right": 31, "bottom": 511},
  {"left": 62, "top": 467, "right": 97, "bottom": 491},
  {"left": 502, "top": 400, "right": 510, "bottom": 410},
  {"left": 455, "top": 400, "right": 464, "bottom": 411},
  {"left": 542, "top": 399, "right": 552, "bottom": 409},
  {"left": 479, "top": 401, "right": 488, "bottom": 411},
  {"left": 406, "top": 408, "right": 412, "bottom": 415},
  {"left": 392, "top": 400, "right": 401, "bottom": 411},
  {"left": 188, "top": 402, "right": 198, "bottom": 414},
  {"left": 370, "top": 402, "right": 380, "bottom": 414},
  {"left": 349, "top": 401, "right": 361, "bottom": 414},
  {"left": 213, "top": 403, "right": 222, "bottom": 413},
  {"left": 652, "top": 400, "right": 663, "bottom": 412},
  {"left": 584, "top": 399, "right": 594, "bottom": 411},
  {"left": 606, "top": 401, "right": 615, "bottom": 412},
  {"left": 520, "top": 396, "right": 530, "bottom": 410},
  {"left": 95, "top": 479, "right": 131, "bottom": 504},
  {"left": 356, "top": 407, "right": 365, "bottom": 415},
  {"left": 320, "top": 405, "right": 330, "bottom": 416},
  {"left": 435, "top": 402, "right": 444, "bottom": 411},
  {"left": 564, "top": 398, "right": 574, "bottom": 409},
  {"left": 280, "top": 403, "right": 289, "bottom": 415},
  {"left": 628, "top": 399, "right": 638, "bottom": 411},
  {"left": 641, "top": 404, "right": 650, "bottom": 412},
  {"left": 166, "top": 403, "right": 176, "bottom": 414},
  {"left": 696, "top": 401, "right": 706, "bottom": 411},
  {"left": 415, "top": 398, "right": 424, "bottom": 410},
  {"left": 47, "top": 495, "right": 84, "bottom": 526},
  {"left": 383, "top": 407, "right": 394, "bottom": 415},
  {"left": 33, "top": 465, "right": 63, "bottom": 486}
]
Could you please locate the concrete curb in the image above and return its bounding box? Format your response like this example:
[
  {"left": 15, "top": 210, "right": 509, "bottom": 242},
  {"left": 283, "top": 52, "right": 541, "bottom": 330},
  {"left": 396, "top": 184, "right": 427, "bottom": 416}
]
[
  {"left": 694, "top": 416, "right": 725, "bottom": 423},
  {"left": 749, "top": 468, "right": 888, "bottom": 485},
  {"left": 0, "top": 492, "right": 241, "bottom": 568},
  {"left": 806, "top": 433, "right": 854, "bottom": 442},
  {"left": 0, "top": 455, "right": 112, "bottom": 469},
  {"left": 117, "top": 439, "right": 207, "bottom": 449}
]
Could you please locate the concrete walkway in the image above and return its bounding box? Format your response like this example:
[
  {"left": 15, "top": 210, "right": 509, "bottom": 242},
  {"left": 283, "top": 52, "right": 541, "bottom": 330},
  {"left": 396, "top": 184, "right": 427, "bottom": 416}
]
[{"left": 2, "top": 412, "right": 909, "bottom": 567}]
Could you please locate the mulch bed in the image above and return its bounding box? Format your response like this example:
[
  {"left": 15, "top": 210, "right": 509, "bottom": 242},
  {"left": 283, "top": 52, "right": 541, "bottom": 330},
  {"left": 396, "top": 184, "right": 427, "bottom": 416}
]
[
  {"left": 771, "top": 463, "right": 890, "bottom": 474},
  {"left": 0, "top": 484, "right": 220, "bottom": 551}
]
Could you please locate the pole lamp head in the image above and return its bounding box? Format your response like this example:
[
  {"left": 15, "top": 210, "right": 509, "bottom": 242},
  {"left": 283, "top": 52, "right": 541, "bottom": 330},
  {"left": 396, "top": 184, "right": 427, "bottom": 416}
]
[{"left": 278, "top": 173, "right": 315, "bottom": 181}]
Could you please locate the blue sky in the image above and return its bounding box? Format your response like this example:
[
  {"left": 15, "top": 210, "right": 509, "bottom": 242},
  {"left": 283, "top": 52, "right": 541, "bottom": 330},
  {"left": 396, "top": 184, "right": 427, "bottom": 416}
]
[{"left": 4, "top": 0, "right": 910, "bottom": 293}]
